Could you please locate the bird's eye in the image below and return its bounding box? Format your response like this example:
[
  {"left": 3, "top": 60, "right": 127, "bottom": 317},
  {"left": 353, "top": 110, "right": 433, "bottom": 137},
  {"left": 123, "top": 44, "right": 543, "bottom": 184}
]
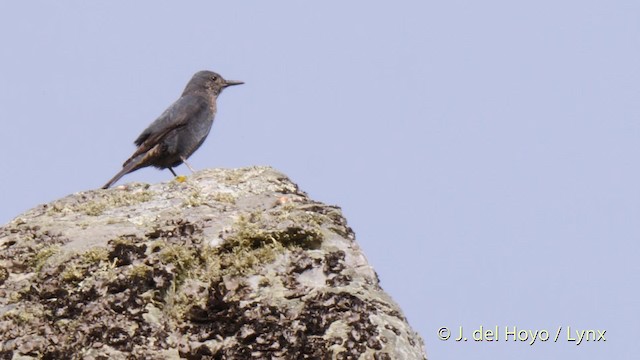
[{"left": 211, "top": 76, "right": 218, "bottom": 81}]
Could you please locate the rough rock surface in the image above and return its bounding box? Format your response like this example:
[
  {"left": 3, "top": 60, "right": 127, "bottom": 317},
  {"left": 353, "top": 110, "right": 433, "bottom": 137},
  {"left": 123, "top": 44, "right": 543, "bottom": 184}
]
[{"left": 0, "top": 167, "right": 426, "bottom": 359}]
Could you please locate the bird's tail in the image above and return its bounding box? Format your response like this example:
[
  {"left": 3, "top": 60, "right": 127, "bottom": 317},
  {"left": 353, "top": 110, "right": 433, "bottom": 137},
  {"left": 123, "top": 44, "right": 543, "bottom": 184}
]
[{"left": 101, "top": 155, "right": 145, "bottom": 189}]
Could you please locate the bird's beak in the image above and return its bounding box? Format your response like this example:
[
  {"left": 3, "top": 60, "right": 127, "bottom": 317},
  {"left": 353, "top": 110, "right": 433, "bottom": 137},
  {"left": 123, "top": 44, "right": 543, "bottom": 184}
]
[{"left": 224, "top": 80, "right": 244, "bottom": 87}]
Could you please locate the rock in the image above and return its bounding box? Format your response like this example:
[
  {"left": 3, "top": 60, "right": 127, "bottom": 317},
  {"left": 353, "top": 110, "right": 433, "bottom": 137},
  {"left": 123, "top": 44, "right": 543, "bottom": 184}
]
[{"left": 0, "top": 167, "right": 426, "bottom": 359}]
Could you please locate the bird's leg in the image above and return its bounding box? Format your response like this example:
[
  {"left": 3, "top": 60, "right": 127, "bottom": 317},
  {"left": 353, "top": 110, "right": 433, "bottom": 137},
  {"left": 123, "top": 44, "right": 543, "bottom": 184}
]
[
  {"left": 181, "top": 157, "right": 197, "bottom": 173},
  {"left": 169, "top": 166, "right": 188, "bottom": 183}
]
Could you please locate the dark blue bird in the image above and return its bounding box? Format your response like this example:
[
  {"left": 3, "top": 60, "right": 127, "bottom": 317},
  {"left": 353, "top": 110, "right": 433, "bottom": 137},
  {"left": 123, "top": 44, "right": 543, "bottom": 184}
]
[{"left": 102, "top": 71, "right": 243, "bottom": 189}]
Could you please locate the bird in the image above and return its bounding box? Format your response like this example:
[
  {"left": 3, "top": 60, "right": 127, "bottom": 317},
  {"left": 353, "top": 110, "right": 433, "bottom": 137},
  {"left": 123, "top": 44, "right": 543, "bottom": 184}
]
[{"left": 102, "top": 70, "right": 243, "bottom": 189}]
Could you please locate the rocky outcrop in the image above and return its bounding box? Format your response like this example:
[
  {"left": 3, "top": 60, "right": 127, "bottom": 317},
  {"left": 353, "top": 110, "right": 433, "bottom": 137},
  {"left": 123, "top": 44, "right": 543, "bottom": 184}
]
[{"left": 0, "top": 167, "right": 426, "bottom": 359}]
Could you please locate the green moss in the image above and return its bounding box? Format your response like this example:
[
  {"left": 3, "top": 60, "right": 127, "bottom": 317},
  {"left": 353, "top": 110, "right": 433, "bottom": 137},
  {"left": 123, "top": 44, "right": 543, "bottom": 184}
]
[
  {"left": 64, "top": 201, "right": 326, "bottom": 323},
  {"left": 110, "top": 235, "right": 143, "bottom": 247},
  {"left": 219, "top": 244, "right": 280, "bottom": 275},
  {"left": 8, "top": 290, "right": 21, "bottom": 303},
  {"left": 61, "top": 264, "right": 83, "bottom": 282},
  {"left": 157, "top": 211, "right": 310, "bottom": 320},
  {"left": 163, "top": 279, "right": 208, "bottom": 320},
  {"left": 46, "top": 202, "right": 66, "bottom": 215},
  {"left": 211, "top": 192, "right": 237, "bottom": 204},
  {"left": 162, "top": 240, "right": 283, "bottom": 321},
  {"left": 59, "top": 248, "right": 110, "bottom": 283},
  {"left": 128, "top": 263, "right": 154, "bottom": 279},
  {"left": 0, "top": 266, "right": 8, "bottom": 284},
  {"left": 182, "top": 191, "right": 204, "bottom": 207},
  {"left": 159, "top": 245, "right": 198, "bottom": 285},
  {"left": 31, "top": 245, "right": 60, "bottom": 271},
  {"left": 221, "top": 211, "right": 324, "bottom": 252},
  {"left": 111, "top": 190, "right": 154, "bottom": 206},
  {"left": 80, "top": 190, "right": 154, "bottom": 216},
  {"left": 84, "top": 202, "right": 108, "bottom": 216},
  {"left": 195, "top": 210, "right": 323, "bottom": 280},
  {"left": 272, "top": 206, "right": 326, "bottom": 228},
  {"left": 223, "top": 170, "right": 246, "bottom": 184},
  {"left": 82, "top": 247, "right": 109, "bottom": 264},
  {"left": 2, "top": 308, "right": 35, "bottom": 325}
]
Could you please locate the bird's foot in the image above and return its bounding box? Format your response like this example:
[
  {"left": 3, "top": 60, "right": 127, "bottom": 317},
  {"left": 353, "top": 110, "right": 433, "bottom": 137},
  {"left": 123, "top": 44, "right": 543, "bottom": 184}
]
[{"left": 175, "top": 175, "right": 188, "bottom": 183}]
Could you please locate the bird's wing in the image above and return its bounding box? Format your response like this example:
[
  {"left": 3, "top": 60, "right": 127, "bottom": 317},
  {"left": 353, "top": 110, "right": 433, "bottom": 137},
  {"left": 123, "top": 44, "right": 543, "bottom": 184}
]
[{"left": 129, "top": 94, "right": 209, "bottom": 160}]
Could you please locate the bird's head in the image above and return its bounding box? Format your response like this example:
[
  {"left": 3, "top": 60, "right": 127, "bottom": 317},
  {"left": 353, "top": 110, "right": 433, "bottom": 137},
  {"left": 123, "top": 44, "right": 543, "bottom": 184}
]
[{"left": 184, "top": 70, "right": 243, "bottom": 96}]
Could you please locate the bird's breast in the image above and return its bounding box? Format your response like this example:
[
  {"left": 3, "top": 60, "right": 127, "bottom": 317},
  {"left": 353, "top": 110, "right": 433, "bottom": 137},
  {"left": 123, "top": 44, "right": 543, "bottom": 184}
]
[{"left": 178, "top": 109, "right": 216, "bottom": 157}]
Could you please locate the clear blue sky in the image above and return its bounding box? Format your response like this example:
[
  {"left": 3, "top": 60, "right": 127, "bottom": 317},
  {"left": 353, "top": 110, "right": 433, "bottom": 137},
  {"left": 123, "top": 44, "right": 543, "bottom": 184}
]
[{"left": 1, "top": 2, "right": 637, "bottom": 359}]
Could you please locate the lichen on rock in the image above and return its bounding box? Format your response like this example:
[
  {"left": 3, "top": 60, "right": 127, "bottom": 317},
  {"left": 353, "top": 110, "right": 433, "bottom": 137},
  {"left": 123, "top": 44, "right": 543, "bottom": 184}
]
[{"left": 0, "top": 166, "right": 426, "bottom": 359}]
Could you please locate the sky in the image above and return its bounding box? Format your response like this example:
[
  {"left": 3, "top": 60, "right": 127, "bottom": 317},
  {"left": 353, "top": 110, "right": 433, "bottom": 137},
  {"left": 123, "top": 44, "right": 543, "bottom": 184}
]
[{"left": 1, "top": 1, "right": 638, "bottom": 359}]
